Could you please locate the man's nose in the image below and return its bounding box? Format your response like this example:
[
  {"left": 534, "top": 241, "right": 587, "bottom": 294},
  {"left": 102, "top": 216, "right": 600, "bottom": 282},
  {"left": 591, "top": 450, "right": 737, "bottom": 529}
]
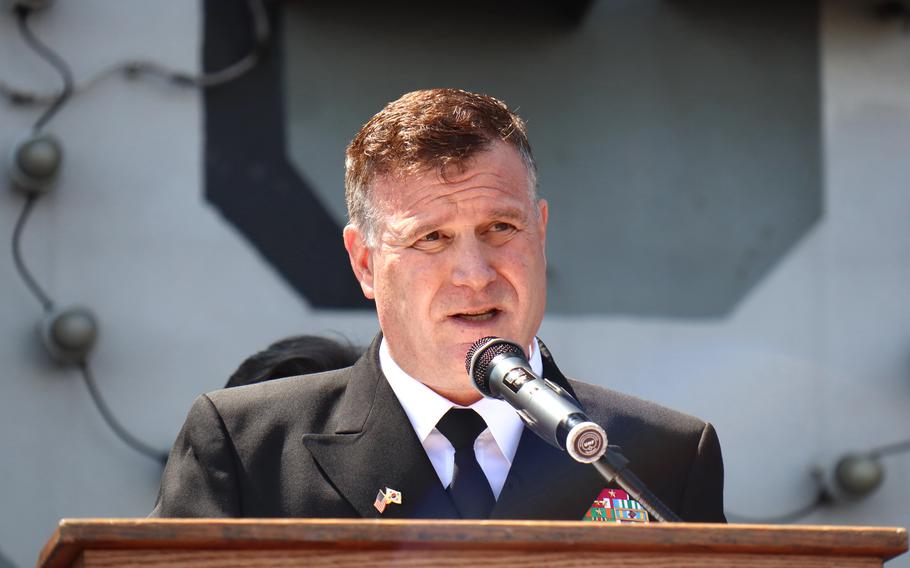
[{"left": 450, "top": 238, "right": 497, "bottom": 291}]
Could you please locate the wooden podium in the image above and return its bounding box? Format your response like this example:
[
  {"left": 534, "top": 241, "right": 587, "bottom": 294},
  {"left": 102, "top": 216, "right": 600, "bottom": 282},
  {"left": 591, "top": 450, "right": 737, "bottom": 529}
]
[{"left": 38, "top": 519, "right": 907, "bottom": 567}]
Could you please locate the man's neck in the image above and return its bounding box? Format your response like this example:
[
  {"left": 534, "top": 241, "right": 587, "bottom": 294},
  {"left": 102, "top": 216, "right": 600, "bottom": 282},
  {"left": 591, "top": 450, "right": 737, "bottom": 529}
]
[
  {"left": 379, "top": 337, "right": 542, "bottom": 406},
  {"left": 427, "top": 386, "right": 483, "bottom": 406}
]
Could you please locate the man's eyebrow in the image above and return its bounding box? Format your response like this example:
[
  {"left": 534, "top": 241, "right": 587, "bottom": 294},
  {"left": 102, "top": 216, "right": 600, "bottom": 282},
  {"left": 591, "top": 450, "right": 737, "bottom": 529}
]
[
  {"left": 394, "top": 207, "right": 529, "bottom": 242},
  {"left": 487, "top": 208, "right": 527, "bottom": 222}
]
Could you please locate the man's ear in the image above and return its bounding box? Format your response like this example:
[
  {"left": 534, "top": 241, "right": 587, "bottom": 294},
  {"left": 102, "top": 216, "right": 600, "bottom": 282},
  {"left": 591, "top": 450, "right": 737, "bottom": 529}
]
[
  {"left": 537, "top": 198, "right": 549, "bottom": 249},
  {"left": 343, "top": 224, "right": 376, "bottom": 299}
]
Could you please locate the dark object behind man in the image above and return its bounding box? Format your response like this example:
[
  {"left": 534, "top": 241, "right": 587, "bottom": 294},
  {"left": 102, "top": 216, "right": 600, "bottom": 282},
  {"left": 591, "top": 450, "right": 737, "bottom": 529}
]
[{"left": 225, "top": 335, "right": 362, "bottom": 388}]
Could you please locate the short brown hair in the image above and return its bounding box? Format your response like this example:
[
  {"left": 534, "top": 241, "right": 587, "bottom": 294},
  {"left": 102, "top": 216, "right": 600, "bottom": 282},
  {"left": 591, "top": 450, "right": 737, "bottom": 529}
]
[{"left": 345, "top": 88, "right": 537, "bottom": 244}]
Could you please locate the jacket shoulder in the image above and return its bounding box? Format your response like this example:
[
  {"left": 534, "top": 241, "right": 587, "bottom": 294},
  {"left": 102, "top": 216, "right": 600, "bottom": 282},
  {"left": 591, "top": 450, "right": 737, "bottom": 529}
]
[
  {"left": 203, "top": 367, "right": 354, "bottom": 435},
  {"left": 568, "top": 379, "right": 711, "bottom": 442},
  {"left": 567, "top": 379, "right": 726, "bottom": 522}
]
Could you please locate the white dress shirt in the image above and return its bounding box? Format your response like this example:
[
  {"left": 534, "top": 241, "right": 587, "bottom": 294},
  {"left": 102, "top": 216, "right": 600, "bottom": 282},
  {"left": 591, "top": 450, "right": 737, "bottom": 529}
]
[{"left": 379, "top": 338, "right": 543, "bottom": 499}]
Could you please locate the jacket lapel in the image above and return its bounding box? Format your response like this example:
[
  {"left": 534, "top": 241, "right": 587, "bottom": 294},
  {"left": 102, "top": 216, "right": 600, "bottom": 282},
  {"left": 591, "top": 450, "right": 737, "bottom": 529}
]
[
  {"left": 491, "top": 339, "right": 604, "bottom": 519},
  {"left": 302, "top": 336, "right": 458, "bottom": 519}
]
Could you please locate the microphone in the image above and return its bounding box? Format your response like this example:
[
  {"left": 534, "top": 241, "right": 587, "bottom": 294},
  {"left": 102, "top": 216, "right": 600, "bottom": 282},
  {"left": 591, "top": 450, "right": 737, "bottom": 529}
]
[
  {"left": 466, "top": 336, "right": 683, "bottom": 523},
  {"left": 465, "top": 336, "right": 607, "bottom": 463}
]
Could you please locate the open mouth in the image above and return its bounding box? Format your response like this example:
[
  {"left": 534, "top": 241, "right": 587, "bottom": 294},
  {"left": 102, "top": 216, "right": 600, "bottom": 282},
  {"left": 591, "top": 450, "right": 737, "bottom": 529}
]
[{"left": 451, "top": 308, "right": 500, "bottom": 322}]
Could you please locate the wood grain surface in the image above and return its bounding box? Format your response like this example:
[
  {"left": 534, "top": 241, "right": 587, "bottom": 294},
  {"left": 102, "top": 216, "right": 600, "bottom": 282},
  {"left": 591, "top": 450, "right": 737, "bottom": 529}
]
[
  {"left": 80, "top": 549, "right": 884, "bottom": 568},
  {"left": 37, "top": 519, "right": 908, "bottom": 568}
]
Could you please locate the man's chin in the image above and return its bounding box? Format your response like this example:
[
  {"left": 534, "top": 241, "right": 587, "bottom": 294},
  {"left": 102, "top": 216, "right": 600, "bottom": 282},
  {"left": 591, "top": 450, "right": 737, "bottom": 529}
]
[
  {"left": 429, "top": 343, "right": 478, "bottom": 383},
  {"left": 451, "top": 339, "right": 488, "bottom": 368}
]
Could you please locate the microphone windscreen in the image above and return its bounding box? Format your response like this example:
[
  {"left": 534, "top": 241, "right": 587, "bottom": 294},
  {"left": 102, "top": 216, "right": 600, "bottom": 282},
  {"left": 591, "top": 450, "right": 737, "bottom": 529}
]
[{"left": 465, "top": 336, "right": 525, "bottom": 396}]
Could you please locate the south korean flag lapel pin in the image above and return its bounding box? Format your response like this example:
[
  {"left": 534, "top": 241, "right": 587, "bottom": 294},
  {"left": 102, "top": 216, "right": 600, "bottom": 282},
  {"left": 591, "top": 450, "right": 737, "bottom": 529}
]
[{"left": 374, "top": 487, "right": 402, "bottom": 514}]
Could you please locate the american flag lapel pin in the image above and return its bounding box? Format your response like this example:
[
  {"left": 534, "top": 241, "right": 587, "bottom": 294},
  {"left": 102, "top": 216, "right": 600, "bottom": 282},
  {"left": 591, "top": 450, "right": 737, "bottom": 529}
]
[
  {"left": 373, "top": 489, "right": 388, "bottom": 513},
  {"left": 374, "top": 487, "right": 402, "bottom": 514}
]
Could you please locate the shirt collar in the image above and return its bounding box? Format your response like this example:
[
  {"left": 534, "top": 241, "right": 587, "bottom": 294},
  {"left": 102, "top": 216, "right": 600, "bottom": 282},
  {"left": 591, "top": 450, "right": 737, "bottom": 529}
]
[{"left": 379, "top": 337, "right": 542, "bottom": 463}]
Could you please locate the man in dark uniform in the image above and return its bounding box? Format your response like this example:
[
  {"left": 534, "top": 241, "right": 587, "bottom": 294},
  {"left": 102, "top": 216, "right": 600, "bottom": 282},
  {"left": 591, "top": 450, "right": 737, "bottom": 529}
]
[{"left": 152, "top": 89, "right": 725, "bottom": 522}]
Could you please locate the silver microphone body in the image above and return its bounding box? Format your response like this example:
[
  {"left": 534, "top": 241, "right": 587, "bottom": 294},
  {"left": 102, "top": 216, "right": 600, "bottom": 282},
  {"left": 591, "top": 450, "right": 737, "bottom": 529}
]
[{"left": 467, "top": 337, "right": 607, "bottom": 463}]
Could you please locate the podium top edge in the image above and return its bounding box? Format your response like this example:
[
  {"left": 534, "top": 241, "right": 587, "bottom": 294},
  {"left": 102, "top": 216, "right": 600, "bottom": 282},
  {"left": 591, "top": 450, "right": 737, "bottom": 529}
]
[{"left": 38, "top": 519, "right": 908, "bottom": 568}]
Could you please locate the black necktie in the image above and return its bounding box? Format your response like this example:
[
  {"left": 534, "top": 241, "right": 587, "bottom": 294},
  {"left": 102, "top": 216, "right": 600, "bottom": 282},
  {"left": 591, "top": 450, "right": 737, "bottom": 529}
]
[{"left": 435, "top": 408, "right": 496, "bottom": 519}]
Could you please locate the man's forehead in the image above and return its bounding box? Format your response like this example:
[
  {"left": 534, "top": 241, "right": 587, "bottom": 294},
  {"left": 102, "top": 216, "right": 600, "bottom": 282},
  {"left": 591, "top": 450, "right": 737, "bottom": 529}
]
[
  {"left": 396, "top": 200, "right": 527, "bottom": 228},
  {"left": 375, "top": 177, "right": 533, "bottom": 220},
  {"left": 373, "top": 148, "right": 530, "bottom": 206}
]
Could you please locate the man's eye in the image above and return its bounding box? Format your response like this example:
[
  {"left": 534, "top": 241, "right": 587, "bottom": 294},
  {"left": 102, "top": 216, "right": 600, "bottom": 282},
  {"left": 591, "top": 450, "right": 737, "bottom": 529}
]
[
  {"left": 412, "top": 231, "right": 446, "bottom": 249},
  {"left": 490, "top": 222, "right": 516, "bottom": 233}
]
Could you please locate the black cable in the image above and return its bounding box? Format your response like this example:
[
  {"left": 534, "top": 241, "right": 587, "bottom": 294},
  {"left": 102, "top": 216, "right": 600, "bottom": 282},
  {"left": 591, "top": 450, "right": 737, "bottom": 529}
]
[
  {"left": 13, "top": 192, "right": 167, "bottom": 466},
  {"left": 725, "top": 486, "right": 831, "bottom": 524},
  {"left": 869, "top": 438, "right": 910, "bottom": 458},
  {"left": 157, "top": 0, "right": 270, "bottom": 88},
  {"left": 11, "top": 194, "right": 54, "bottom": 311},
  {"left": 724, "top": 438, "right": 910, "bottom": 524},
  {"left": 77, "top": 361, "right": 168, "bottom": 466},
  {"left": 14, "top": 6, "right": 75, "bottom": 132},
  {"left": 4, "top": 1, "right": 265, "bottom": 471},
  {"left": 1, "top": 0, "right": 269, "bottom": 107}
]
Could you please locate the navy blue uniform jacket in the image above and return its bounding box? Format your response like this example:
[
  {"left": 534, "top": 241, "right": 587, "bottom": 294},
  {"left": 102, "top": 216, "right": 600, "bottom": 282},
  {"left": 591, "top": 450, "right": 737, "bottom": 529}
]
[{"left": 152, "top": 336, "right": 725, "bottom": 521}]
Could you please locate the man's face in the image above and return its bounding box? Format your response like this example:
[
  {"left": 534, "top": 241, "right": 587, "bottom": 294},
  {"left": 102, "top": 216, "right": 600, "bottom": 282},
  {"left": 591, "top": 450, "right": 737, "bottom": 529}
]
[{"left": 344, "top": 142, "right": 548, "bottom": 404}]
